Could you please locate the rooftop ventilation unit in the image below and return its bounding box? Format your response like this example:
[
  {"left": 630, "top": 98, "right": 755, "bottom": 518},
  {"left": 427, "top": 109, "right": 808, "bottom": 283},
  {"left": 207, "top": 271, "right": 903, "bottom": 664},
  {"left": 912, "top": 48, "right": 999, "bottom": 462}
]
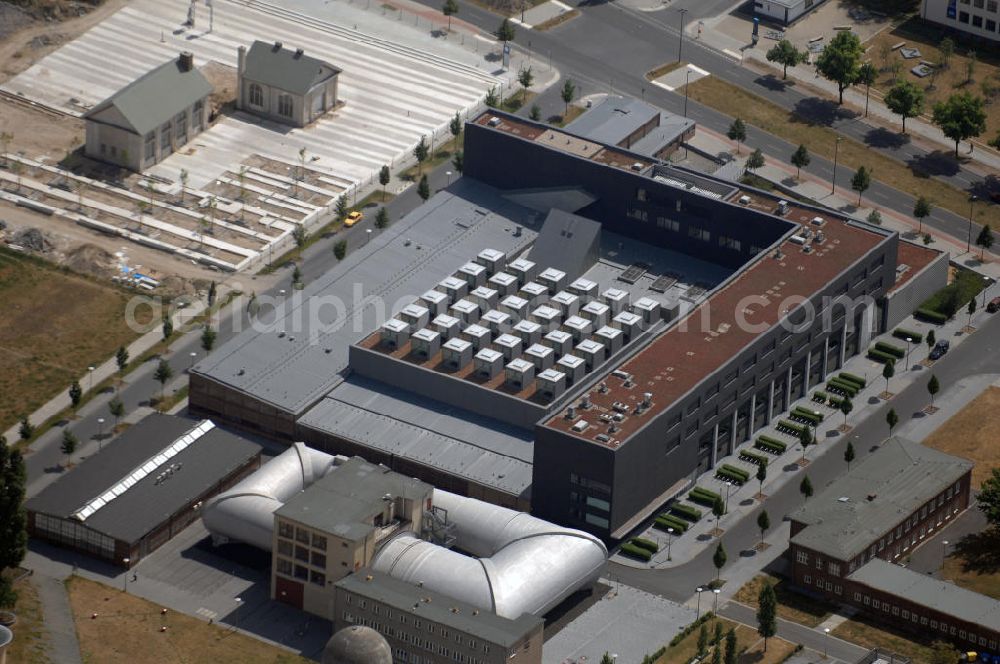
[
  {"left": 776, "top": 200, "right": 790, "bottom": 215},
  {"left": 789, "top": 235, "right": 807, "bottom": 245},
  {"left": 811, "top": 216, "right": 826, "bottom": 226},
  {"left": 738, "top": 195, "right": 752, "bottom": 206},
  {"left": 571, "top": 419, "right": 589, "bottom": 433},
  {"left": 442, "top": 338, "right": 473, "bottom": 371},
  {"left": 411, "top": 328, "right": 441, "bottom": 360},
  {"left": 474, "top": 348, "right": 504, "bottom": 379},
  {"left": 630, "top": 162, "right": 644, "bottom": 172},
  {"left": 487, "top": 116, "right": 501, "bottom": 127}
]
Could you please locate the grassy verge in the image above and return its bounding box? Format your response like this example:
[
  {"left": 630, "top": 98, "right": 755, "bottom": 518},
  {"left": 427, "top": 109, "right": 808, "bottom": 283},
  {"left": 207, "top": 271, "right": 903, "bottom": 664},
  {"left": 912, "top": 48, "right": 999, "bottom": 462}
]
[
  {"left": 502, "top": 89, "right": 535, "bottom": 113},
  {"left": 732, "top": 574, "right": 835, "bottom": 628},
  {"left": 6, "top": 576, "right": 50, "bottom": 664},
  {"left": 684, "top": 76, "right": 991, "bottom": 224},
  {"left": 652, "top": 615, "right": 795, "bottom": 664},
  {"left": 400, "top": 137, "right": 460, "bottom": 182},
  {"left": 646, "top": 61, "right": 686, "bottom": 81},
  {"left": 919, "top": 267, "right": 989, "bottom": 317},
  {"left": 257, "top": 215, "right": 343, "bottom": 275},
  {"left": 355, "top": 189, "right": 395, "bottom": 210},
  {"left": 533, "top": 9, "right": 579, "bottom": 31},
  {"left": 833, "top": 614, "right": 939, "bottom": 663},
  {"left": 941, "top": 525, "right": 1000, "bottom": 600},
  {"left": 924, "top": 386, "right": 1000, "bottom": 489},
  {"left": 740, "top": 173, "right": 822, "bottom": 206},
  {"left": 151, "top": 384, "right": 190, "bottom": 414},
  {"left": 65, "top": 576, "right": 311, "bottom": 664},
  {"left": 548, "top": 105, "right": 586, "bottom": 127}
]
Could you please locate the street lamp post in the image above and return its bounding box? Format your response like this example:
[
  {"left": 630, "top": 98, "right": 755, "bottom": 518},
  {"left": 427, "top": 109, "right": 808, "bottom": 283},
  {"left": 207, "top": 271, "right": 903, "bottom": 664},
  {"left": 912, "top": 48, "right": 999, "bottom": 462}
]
[
  {"left": 677, "top": 8, "right": 688, "bottom": 63},
  {"left": 712, "top": 588, "right": 721, "bottom": 613},
  {"left": 97, "top": 418, "right": 105, "bottom": 451},
  {"left": 823, "top": 627, "right": 831, "bottom": 658},
  {"left": 683, "top": 69, "right": 691, "bottom": 118},
  {"left": 967, "top": 196, "right": 978, "bottom": 253},
  {"left": 724, "top": 481, "right": 733, "bottom": 513},
  {"left": 88, "top": 365, "right": 95, "bottom": 391},
  {"left": 904, "top": 337, "right": 912, "bottom": 371},
  {"left": 234, "top": 597, "right": 243, "bottom": 630},
  {"left": 666, "top": 527, "right": 674, "bottom": 561},
  {"left": 983, "top": 276, "right": 991, "bottom": 308},
  {"left": 189, "top": 351, "right": 197, "bottom": 372},
  {"left": 122, "top": 558, "right": 130, "bottom": 591},
  {"left": 942, "top": 539, "right": 949, "bottom": 570},
  {"left": 366, "top": 229, "right": 373, "bottom": 246},
  {"left": 695, "top": 586, "right": 705, "bottom": 619},
  {"left": 446, "top": 170, "right": 453, "bottom": 186},
  {"left": 831, "top": 137, "right": 842, "bottom": 194}
]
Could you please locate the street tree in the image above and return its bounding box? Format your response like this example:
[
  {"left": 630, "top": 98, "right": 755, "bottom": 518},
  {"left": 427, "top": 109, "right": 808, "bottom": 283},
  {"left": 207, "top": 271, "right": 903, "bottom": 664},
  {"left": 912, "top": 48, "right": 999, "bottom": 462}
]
[
  {"left": 0, "top": 131, "right": 12, "bottom": 167},
  {"left": 765, "top": 39, "right": 806, "bottom": 79},
  {"left": 724, "top": 628, "right": 737, "bottom": 664},
  {"left": 727, "top": 118, "right": 747, "bottom": 154},
  {"left": 926, "top": 329, "right": 936, "bottom": 351},
  {"left": 601, "top": 653, "right": 615, "bottom": 664},
  {"left": 496, "top": 17, "right": 515, "bottom": 43},
  {"left": 857, "top": 62, "right": 877, "bottom": 117},
  {"left": 292, "top": 264, "right": 302, "bottom": 286},
  {"left": 978, "top": 467, "right": 1000, "bottom": 528},
  {"left": 518, "top": 66, "right": 534, "bottom": 93},
  {"left": 712, "top": 494, "right": 725, "bottom": 523},
  {"left": 756, "top": 462, "right": 767, "bottom": 497},
  {"left": 0, "top": 435, "right": 28, "bottom": 573},
  {"left": 840, "top": 396, "right": 853, "bottom": 427},
  {"left": 712, "top": 644, "right": 722, "bottom": 664},
  {"left": 932, "top": 92, "right": 987, "bottom": 157},
  {"left": 413, "top": 135, "right": 430, "bottom": 175},
  {"left": 882, "top": 359, "right": 895, "bottom": 395},
  {"left": 887, "top": 408, "right": 899, "bottom": 435},
  {"left": 851, "top": 165, "right": 871, "bottom": 205},
  {"left": 940, "top": 37, "right": 955, "bottom": 70},
  {"left": 18, "top": 417, "right": 32, "bottom": 442},
  {"left": 61, "top": 429, "right": 78, "bottom": 466},
  {"left": 815, "top": 30, "right": 864, "bottom": 104},
  {"left": 968, "top": 297, "right": 977, "bottom": 328},
  {"left": 108, "top": 397, "right": 124, "bottom": 429},
  {"left": 745, "top": 148, "right": 765, "bottom": 174},
  {"left": 790, "top": 144, "right": 810, "bottom": 180},
  {"left": 208, "top": 281, "right": 217, "bottom": 307},
  {"left": 201, "top": 325, "right": 217, "bottom": 352},
  {"left": 153, "top": 358, "right": 173, "bottom": 403},
  {"left": 757, "top": 583, "right": 777, "bottom": 651},
  {"left": 375, "top": 207, "right": 389, "bottom": 229},
  {"left": 530, "top": 104, "right": 542, "bottom": 121},
  {"left": 449, "top": 111, "right": 462, "bottom": 141},
  {"left": 334, "top": 240, "right": 347, "bottom": 261},
  {"left": 927, "top": 374, "right": 940, "bottom": 408},
  {"left": 714, "top": 621, "right": 724, "bottom": 646},
  {"left": 800, "top": 475, "right": 814, "bottom": 502},
  {"left": 452, "top": 150, "right": 464, "bottom": 173},
  {"left": 442, "top": 0, "right": 458, "bottom": 31},
  {"left": 867, "top": 209, "right": 882, "bottom": 226},
  {"left": 162, "top": 314, "right": 173, "bottom": 341},
  {"left": 757, "top": 510, "right": 770, "bottom": 548},
  {"left": 844, "top": 440, "right": 856, "bottom": 470},
  {"left": 914, "top": 196, "right": 933, "bottom": 234},
  {"left": 885, "top": 81, "right": 925, "bottom": 133},
  {"left": 713, "top": 542, "right": 727, "bottom": 580},
  {"left": 69, "top": 380, "right": 83, "bottom": 410},
  {"left": 799, "top": 424, "right": 813, "bottom": 461},
  {"left": 697, "top": 625, "right": 709, "bottom": 657},
  {"left": 336, "top": 195, "right": 349, "bottom": 222},
  {"left": 293, "top": 225, "right": 307, "bottom": 247},
  {"left": 379, "top": 165, "right": 391, "bottom": 201},
  {"left": 417, "top": 174, "right": 431, "bottom": 202},
  {"left": 485, "top": 87, "right": 499, "bottom": 109},
  {"left": 561, "top": 79, "right": 576, "bottom": 117},
  {"left": 976, "top": 224, "right": 994, "bottom": 260},
  {"left": 116, "top": 345, "right": 130, "bottom": 376}
]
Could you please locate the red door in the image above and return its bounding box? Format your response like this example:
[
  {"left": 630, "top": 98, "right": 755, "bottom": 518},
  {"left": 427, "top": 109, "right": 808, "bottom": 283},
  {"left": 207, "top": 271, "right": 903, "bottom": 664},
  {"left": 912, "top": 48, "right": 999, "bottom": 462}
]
[{"left": 275, "top": 576, "right": 304, "bottom": 610}]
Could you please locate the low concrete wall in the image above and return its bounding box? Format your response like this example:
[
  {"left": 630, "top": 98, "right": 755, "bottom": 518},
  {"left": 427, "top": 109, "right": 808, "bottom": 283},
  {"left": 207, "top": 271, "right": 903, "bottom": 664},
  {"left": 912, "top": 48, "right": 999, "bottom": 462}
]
[{"left": 883, "top": 249, "right": 949, "bottom": 331}]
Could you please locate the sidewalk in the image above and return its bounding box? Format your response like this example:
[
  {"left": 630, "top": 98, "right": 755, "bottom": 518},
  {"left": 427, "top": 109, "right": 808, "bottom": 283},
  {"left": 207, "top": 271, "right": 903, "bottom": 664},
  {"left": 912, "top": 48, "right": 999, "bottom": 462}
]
[
  {"left": 612, "top": 263, "right": 999, "bottom": 571},
  {"left": 690, "top": 16, "right": 1000, "bottom": 175}
]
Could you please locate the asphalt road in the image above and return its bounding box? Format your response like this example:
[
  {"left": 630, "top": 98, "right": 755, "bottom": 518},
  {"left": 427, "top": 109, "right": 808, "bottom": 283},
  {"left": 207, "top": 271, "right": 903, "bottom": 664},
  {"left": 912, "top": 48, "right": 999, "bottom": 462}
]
[
  {"left": 721, "top": 602, "right": 867, "bottom": 662},
  {"left": 418, "top": 0, "right": 998, "bottom": 256},
  {"left": 608, "top": 306, "right": 1000, "bottom": 602}
]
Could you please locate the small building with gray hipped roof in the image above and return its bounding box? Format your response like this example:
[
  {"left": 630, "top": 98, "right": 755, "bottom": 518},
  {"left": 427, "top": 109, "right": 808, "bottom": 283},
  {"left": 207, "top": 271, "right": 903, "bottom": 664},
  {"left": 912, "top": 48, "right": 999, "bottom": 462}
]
[{"left": 237, "top": 40, "right": 341, "bottom": 127}]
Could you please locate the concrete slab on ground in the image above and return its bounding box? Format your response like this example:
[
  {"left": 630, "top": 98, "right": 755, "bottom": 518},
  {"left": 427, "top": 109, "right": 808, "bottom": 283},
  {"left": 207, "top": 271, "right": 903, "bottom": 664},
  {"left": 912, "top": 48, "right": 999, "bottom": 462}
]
[
  {"left": 517, "top": 0, "right": 574, "bottom": 28},
  {"left": 650, "top": 63, "right": 709, "bottom": 91}
]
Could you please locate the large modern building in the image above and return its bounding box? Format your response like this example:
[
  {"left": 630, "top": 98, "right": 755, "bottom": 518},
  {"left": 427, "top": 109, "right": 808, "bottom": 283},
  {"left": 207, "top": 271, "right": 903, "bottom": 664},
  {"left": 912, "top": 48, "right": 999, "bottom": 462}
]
[
  {"left": 786, "top": 437, "right": 993, "bottom": 654},
  {"left": 191, "top": 104, "right": 943, "bottom": 540},
  {"left": 921, "top": 0, "right": 1000, "bottom": 43},
  {"left": 237, "top": 40, "right": 341, "bottom": 127},
  {"left": 83, "top": 52, "right": 212, "bottom": 172},
  {"left": 26, "top": 415, "right": 261, "bottom": 567}
]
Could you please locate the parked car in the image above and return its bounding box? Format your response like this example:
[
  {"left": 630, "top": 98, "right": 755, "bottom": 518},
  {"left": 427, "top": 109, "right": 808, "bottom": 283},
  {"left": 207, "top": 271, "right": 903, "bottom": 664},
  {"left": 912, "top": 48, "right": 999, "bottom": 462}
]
[
  {"left": 929, "top": 340, "right": 951, "bottom": 361},
  {"left": 344, "top": 211, "right": 363, "bottom": 227},
  {"left": 988, "top": 296, "right": 1000, "bottom": 314}
]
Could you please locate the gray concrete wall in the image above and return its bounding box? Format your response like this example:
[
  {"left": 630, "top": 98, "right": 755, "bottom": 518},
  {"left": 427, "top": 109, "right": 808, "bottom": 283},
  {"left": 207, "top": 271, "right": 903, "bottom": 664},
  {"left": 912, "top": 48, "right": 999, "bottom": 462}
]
[
  {"left": 242, "top": 77, "right": 337, "bottom": 128},
  {"left": 883, "top": 249, "right": 948, "bottom": 331},
  {"left": 85, "top": 122, "right": 143, "bottom": 171}
]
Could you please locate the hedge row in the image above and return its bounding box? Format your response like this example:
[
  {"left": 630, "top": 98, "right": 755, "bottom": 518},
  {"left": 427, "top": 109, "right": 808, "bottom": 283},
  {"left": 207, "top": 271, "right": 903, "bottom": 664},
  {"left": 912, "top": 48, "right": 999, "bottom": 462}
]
[
  {"left": 668, "top": 612, "right": 716, "bottom": 647},
  {"left": 718, "top": 464, "right": 749, "bottom": 485},
  {"left": 777, "top": 419, "right": 806, "bottom": 435},
  {"left": 671, "top": 503, "right": 703, "bottom": 522},
  {"left": 632, "top": 537, "right": 659, "bottom": 553},
  {"left": 827, "top": 394, "right": 844, "bottom": 408},
  {"left": 656, "top": 514, "right": 688, "bottom": 533},
  {"left": 812, "top": 390, "right": 828, "bottom": 404},
  {"left": 867, "top": 349, "right": 896, "bottom": 364},
  {"left": 689, "top": 486, "right": 723, "bottom": 507},
  {"left": 827, "top": 379, "right": 858, "bottom": 397},
  {"left": 792, "top": 406, "right": 824, "bottom": 424},
  {"left": 756, "top": 435, "right": 788, "bottom": 454},
  {"left": 916, "top": 308, "right": 947, "bottom": 324},
  {"left": 874, "top": 341, "right": 905, "bottom": 359},
  {"left": 740, "top": 449, "right": 769, "bottom": 466},
  {"left": 892, "top": 328, "right": 923, "bottom": 344},
  {"left": 838, "top": 372, "right": 866, "bottom": 388},
  {"left": 621, "top": 542, "right": 653, "bottom": 561}
]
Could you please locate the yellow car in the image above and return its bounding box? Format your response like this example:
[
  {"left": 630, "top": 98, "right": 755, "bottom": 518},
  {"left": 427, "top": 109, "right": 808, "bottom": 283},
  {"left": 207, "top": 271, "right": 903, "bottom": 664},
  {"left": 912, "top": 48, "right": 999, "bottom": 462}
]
[{"left": 344, "top": 211, "right": 363, "bottom": 227}]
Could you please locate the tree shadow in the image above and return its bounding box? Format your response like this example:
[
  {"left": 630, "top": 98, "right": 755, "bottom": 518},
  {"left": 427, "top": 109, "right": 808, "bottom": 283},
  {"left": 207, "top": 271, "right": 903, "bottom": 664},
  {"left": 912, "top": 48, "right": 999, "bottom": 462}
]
[
  {"left": 43, "top": 464, "right": 65, "bottom": 474},
  {"left": 865, "top": 126, "right": 910, "bottom": 149},
  {"left": 952, "top": 527, "right": 1000, "bottom": 575},
  {"left": 907, "top": 150, "right": 962, "bottom": 178},
  {"left": 792, "top": 97, "right": 857, "bottom": 127},
  {"left": 754, "top": 74, "right": 792, "bottom": 93}
]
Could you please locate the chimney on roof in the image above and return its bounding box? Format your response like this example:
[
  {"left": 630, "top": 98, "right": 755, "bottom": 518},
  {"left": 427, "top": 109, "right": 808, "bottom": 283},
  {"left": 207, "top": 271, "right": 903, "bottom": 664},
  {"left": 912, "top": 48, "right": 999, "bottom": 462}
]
[
  {"left": 178, "top": 51, "right": 194, "bottom": 72},
  {"left": 867, "top": 494, "right": 877, "bottom": 502},
  {"left": 273, "top": 41, "right": 283, "bottom": 51},
  {"left": 294, "top": 48, "right": 304, "bottom": 58}
]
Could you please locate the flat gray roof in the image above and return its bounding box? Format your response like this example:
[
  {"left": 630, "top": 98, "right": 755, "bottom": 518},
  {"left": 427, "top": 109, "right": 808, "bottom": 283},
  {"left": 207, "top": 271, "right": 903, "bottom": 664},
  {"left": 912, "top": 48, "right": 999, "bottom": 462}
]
[
  {"left": 337, "top": 569, "right": 542, "bottom": 647},
  {"left": 193, "top": 180, "right": 539, "bottom": 416},
  {"left": 849, "top": 558, "right": 1000, "bottom": 632},
  {"left": 26, "top": 415, "right": 260, "bottom": 543},
  {"left": 276, "top": 457, "right": 431, "bottom": 539},
  {"left": 629, "top": 116, "right": 695, "bottom": 158},
  {"left": 790, "top": 437, "right": 972, "bottom": 561},
  {"left": 297, "top": 377, "right": 533, "bottom": 497},
  {"left": 566, "top": 96, "right": 661, "bottom": 146}
]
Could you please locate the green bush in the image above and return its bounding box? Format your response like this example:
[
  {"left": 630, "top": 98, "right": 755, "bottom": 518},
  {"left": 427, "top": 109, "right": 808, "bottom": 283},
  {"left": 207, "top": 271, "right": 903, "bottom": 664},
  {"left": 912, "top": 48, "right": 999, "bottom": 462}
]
[
  {"left": 838, "top": 372, "right": 866, "bottom": 388},
  {"left": 892, "top": 328, "right": 923, "bottom": 344},
  {"left": 920, "top": 269, "right": 988, "bottom": 318},
  {"left": 655, "top": 514, "right": 688, "bottom": 533},
  {"left": 812, "top": 390, "right": 828, "bottom": 404},
  {"left": 621, "top": 542, "right": 653, "bottom": 561},
  {"left": 740, "top": 450, "right": 769, "bottom": 466},
  {"left": 792, "top": 407, "right": 823, "bottom": 424},
  {"left": 915, "top": 307, "right": 948, "bottom": 324},
  {"left": 718, "top": 464, "right": 749, "bottom": 484},
  {"left": 874, "top": 341, "right": 905, "bottom": 359},
  {"left": 689, "top": 486, "right": 723, "bottom": 507},
  {"left": 826, "top": 379, "right": 858, "bottom": 396},
  {"left": 671, "top": 503, "right": 703, "bottom": 522},
  {"left": 827, "top": 394, "right": 844, "bottom": 408},
  {"left": 867, "top": 349, "right": 897, "bottom": 364},
  {"left": 755, "top": 435, "right": 787, "bottom": 454},
  {"left": 632, "top": 537, "right": 659, "bottom": 553},
  {"left": 777, "top": 419, "right": 806, "bottom": 434},
  {"left": 668, "top": 612, "right": 716, "bottom": 647}
]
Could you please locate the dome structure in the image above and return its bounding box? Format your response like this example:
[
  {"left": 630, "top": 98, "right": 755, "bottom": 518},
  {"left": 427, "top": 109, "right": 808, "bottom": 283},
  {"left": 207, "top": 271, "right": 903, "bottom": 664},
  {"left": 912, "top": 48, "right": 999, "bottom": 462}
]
[{"left": 321, "top": 625, "right": 392, "bottom": 664}]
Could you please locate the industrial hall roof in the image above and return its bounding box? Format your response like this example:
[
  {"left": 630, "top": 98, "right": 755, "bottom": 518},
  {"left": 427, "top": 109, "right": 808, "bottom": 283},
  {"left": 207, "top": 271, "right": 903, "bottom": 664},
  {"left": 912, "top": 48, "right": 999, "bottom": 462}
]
[
  {"left": 243, "top": 40, "right": 341, "bottom": 96},
  {"left": 26, "top": 414, "right": 261, "bottom": 544},
  {"left": 83, "top": 52, "right": 212, "bottom": 137}
]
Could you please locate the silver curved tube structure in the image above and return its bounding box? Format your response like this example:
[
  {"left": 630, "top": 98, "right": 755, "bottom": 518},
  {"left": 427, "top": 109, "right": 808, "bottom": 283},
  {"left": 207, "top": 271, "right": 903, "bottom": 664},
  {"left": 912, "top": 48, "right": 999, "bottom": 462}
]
[
  {"left": 371, "top": 490, "right": 607, "bottom": 619},
  {"left": 201, "top": 443, "right": 344, "bottom": 550}
]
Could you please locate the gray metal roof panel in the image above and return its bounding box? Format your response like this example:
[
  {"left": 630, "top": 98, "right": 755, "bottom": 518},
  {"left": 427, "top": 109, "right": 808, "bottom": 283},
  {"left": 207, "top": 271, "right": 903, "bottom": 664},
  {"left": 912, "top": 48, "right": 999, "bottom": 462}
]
[
  {"left": 789, "top": 437, "right": 972, "bottom": 560},
  {"left": 336, "top": 570, "right": 542, "bottom": 646},
  {"left": 193, "top": 180, "right": 539, "bottom": 415},
  {"left": 26, "top": 415, "right": 261, "bottom": 543},
  {"left": 628, "top": 116, "right": 695, "bottom": 158},
  {"left": 848, "top": 558, "right": 1000, "bottom": 631},
  {"left": 84, "top": 55, "right": 213, "bottom": 137},
  {"left": 243, "top": 40, "right": 340, "bottom": 96},
  {"left": 565, "top": 95, "right": 661, "bottom": 146}
]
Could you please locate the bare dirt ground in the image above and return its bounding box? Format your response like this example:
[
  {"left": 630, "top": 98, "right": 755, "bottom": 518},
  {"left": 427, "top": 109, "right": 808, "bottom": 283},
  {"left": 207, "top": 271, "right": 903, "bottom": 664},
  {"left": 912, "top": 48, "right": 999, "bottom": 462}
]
[
  {"left": 924, "top": 385, "right": 1000, "bottom": 489},
  {"left": 0, "top": 98, "right": 84, "bottom": 162}
]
